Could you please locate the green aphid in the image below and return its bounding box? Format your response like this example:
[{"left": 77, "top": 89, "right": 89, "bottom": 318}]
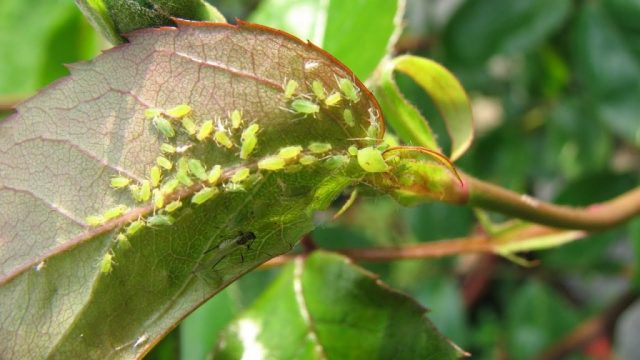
[
  {"left": 103, "top": 204, "right": 129, "bottom": 221},
  {"left": 312, "top": 80, "right": 326, "bottom": 100},
  {"left": 308, "top": 142, "right": 332, "bottom": 154},
  {"left": 160, "top": 143, "right": 176, "bottom": 154},
  {"left": 176, "top": 170, "right": 194, "bottom": 187},
  {"left": 152, "top": 116, "right": 175, "bottom": 138},
  {"left": 196, "top": 120, "right": 214, "bottom": 141},
  {"left": 299, "top": 155, "right": 318, "bottom": 165},
  {"left": 147, "top": 214, "right": 175, "bottom": 227},
  {"left": 156, "top": 156, "right": 173, "bottom": 170},
  {"left": 144, "top": 108, "right": 161, "bottom": 120},
  {"left": 367, "top": 123, "right": 380, "bottom": 140},
  {"left": 139, "top": 180, "right": 152, "bottom": 202},
  {"left": 278, "top": 145, "right": 303, "bottom": 160},
  {"left": 181, "top": 117, "right": 197, "bottom": 135},
  {"left": 291, "top": 99, "right": 320, "bottom": 116},
  {"left": 208, "top": 165, "right": 222, "bottom": 185},
  {"left": 126, "top": 219, "right": 145, "bottom": 236},
  {"left": 153, "top": 189, "right": 164, "bottom": 209},
  {"left": 348, "top": 145, "right": 359, "bottom": 156},
  {"left": 284, "top": 79, "right": 299, "bottom": 99},
  {"left": 165, "top": 200, "right": 183, "bottom": 213},
  {"left": 86, "top": 215, "right": 105, "bottom": 227},
  {"left": 324, "top": 92, "right": 341, "bottom": 107},
  {"left": 231, "top": 110, "right": 243, "bottom": 129},
  {"left": 192, "top": 187, "right": 219, "bottom": 205},
  {"left": 150, "top": 165, "right": 162, "bottom": 188},
  {"left": 343, "top": 109, "right": 355, "bottom": 127},
  {"left": 214, "top": 131, "right": 234, "bottom": 149},
  {"left": 338, "top": 77, "right": 360, "bottom": 102},
  {"left": 240, "top": 124, "right": 260, "bottom": 159},
  {"left": 166, "top": 104, "right": 192, "bottom": 119},
  {"left": 99, "top": 252, "right": 115, "bottom": 274},
  {"left": 258, "top": 156, "right": 286, "bottom": 171},
  {"left": 116, "top": 233, "right": 131, "bottom": 250},
  {"left": 188, "top": 159, "right": 208, "bottom": 181},
  {"left": 231, "top": 167, "right": 250, "bottom": 183},
  {"left": 357, "top": 147, "right": 389, "bottom": 173},
  {"left": 110, "top": 176, "right": 131, "bottom": 189},
  {"left": 325, "top": 155, "right": 350, "bottom": 169},
  {"left": 177, "top": 157, "right": 189, "bottom": 172},
  {"left": 161, "top": 178, "right": 180, "bottom": 195}
]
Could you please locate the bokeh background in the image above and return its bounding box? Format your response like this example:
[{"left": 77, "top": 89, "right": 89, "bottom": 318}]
[{"left": 2, "top": 0, "right": 639, "bottom": 359}]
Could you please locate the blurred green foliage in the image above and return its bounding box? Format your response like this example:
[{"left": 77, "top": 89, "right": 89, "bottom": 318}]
[{"left": 1, "top": 0, "right": 639, "bottom": 358}]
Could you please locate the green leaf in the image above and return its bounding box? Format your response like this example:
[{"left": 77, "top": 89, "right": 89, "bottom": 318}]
[
  {"left": 0, "top": 21, "right": 383, "bottom": 358},
  {"left": 444, "top": 0, "right": 572, "bottom": 64},
  {"left": 0, "top": 0, "right": 101, "bottom": 95},
  {"left": 212, "top": 251, "right": 465, "bottom": 359},
  {"left": 249, "top": 0, "right": 403, "bottom": 80},
  {"left": 76, "top": 0, "right": 227, "bottom": 44},
  {"left": 573, "top": 3, "right": 640, "bottom": 147},
  {"left": 376, "top": 55, "right": 474, "bottom": 161}
]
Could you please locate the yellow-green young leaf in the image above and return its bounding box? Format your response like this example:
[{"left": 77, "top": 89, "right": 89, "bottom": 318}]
[
  {"left": 375, "top": 55, "right": 474, "bottom": 161},
  {"left": 0, "top": 21, "right": 383, "bottom": 359}
]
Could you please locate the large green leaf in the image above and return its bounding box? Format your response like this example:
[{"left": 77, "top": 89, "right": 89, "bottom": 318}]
[
  {"left": 573, "top": 3, "right": 640, "bottom": 148},
  {"left": 0, "top": 0, "right": 100, "bottom": 96},
  {"left": 0, "top": 21, "right": 384, "bottom": 359},
  {"left": 249, "top": 0, "right": 403, "bottom": 81},
  {"left": 212, "top": 251, "right": 465, "bottom": 359}
]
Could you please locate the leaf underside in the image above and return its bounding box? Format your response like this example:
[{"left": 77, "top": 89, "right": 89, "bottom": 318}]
[{"left": 0, "top": 20, "right": 382, "bottom": 359}]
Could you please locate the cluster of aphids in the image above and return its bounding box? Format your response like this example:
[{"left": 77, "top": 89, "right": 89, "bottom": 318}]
[{"left": 86, "top": 76, "right": 389, "bottom": 274}]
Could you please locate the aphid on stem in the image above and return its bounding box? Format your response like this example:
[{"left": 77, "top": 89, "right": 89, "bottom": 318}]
[
  {"left": 165, "top": 200, "right": 183, "bottom": 213},
  {"left": 208, "top": 165, "right": 222, "bottom": 185},
  {"left": 147, "top": 214, "right": 174, "bottom": 227},
  {"left": 192, "top": 187, "right": 219, "bottom": 205},
  {"left": 258, "top": 156, "right": 286, "bottom": 171},
  {"left": 240, "top": 124, "right": 260, "bottom": 159},
  {"left": 103, "top": 204, "right": 129, "bottom": 221},
  {"left": 150, "top": 166, "right": 162, "bottom": 187},
  {"left": 153, "top": 189, "right": 164, "bottom": 209},
  {"left": 86, "top": 215, "right": 105, "bottom": 227},
  {"left": 188, "top": 159, "right": 208, "bottom": 181},
  {"left": 278, "top": 145, "right": 303, "bottom": 160},
  {"left": 231, "top": 167, "right": 250, "bottom": 183},
  {"left": 126, "top": 219, "right": 145, "bottom": 236}
]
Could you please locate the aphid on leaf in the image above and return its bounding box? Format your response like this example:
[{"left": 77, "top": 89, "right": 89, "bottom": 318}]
[
  {"left": 160, "top": 143, "right": 176, "bottom": 154},
  {"left": 115, "top": 233, "right": 131, "bottom": 250},
  {"left": 299, "top": 155, "right": 317, "bottom": 165},
  {"left": 367, "top": 123, "right": 380, "bottom": 141},
  {"left": 176, "top": 169, "right": 194, "bottom": 187},
  {"left": 150, "top": 166, "right": 162, "bottom": 187},
  {"left": 144, "top": 108, "right": 161, "bottom": 120},
  {"left": 192, "top": 187, "right": 219, "bottom": 205},
  {"left": 103, "top": 204, "right": 129, "bottom": 221},
  {"left": 196, "top": 120, "right": 214, "bottom": 141},
  {"left": 325, "top": 155, "right": 350, "bottom": 169},
  {"left": 240, "top": 124, "right": 260, "bottom": 159},
  {"left": 165, "top": 200, "right": 183, "bottom": 213},
  {"left": 278, "top": 145, "right": 303, "bottom": 160},
  {"left": 308, "top": 142, "right": 332, "bottom": 154},
  {"left": 258, "top": 156, "right": 286, "bottom": 171},
  {"left": 200, "top": 231, "right": 257, "bottom": 270},
  {"left": 208, "top": 165, "right": 222, "bottom": 185},
  {"left": 152, "top": 116, "right": 175, "bottom": 138},
  {"left": 311, "top": 80, "right": 326, "bottom": 100},
  {"left": 86, "top": 215, "right": 105, "bottom": 227},
  {"left": 213, "top": 130, "right": 234, "bottom": 149},
  {"left": 231, "top": 167, "right": 250, "bottom": 183},
  {"left": 357, "top": 147, "right": 389, "bottom": 173},
  {"left": 166, "top": 104, "right": 192, "bottom": 119},
  {"left": 147, "top": 214, "right": 175, "bottom": 227},
  {"left": 291, "top": 99, "right": 320, "bottom": 116},
  {"left": 156, "top": 156, "right": 172, "bottom": 170},
  {"left": 188, "top": 158, "right": 208, "bottom": 181},
  {"left": 110, "top": 176, "right": 131, "bottom": 189},
  {"left": 338, "top": 77, "right": 360, "bottom": 102},
  {"left": 161, "top": 178, "right": 180, "bottom": 195},
  {"left": 153, "top": 189, "right": 164, "bottom": 209},
  {"left": 284, "top": 79, "right": 299, "bottom": 99},
  {"left": 131, "top": 180, "right": 152, "bottom": 202},
  {"left": 98, "top": 251, "right": 115, "bottom": 274},
  {"left": 230, "top": 110, "right": 243, "bottom": 129},
  {"left": 343, "top": 109, "right": 355, "bottom": 127},
  {"left": 324, "top": 92, "right": 341, "bottom": 107},
  {"left": 126, "top": 219, "right": 145, "bottom": 236},
  {"left": 181, "top": 117, "right": 197, "bottom": 136}
]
